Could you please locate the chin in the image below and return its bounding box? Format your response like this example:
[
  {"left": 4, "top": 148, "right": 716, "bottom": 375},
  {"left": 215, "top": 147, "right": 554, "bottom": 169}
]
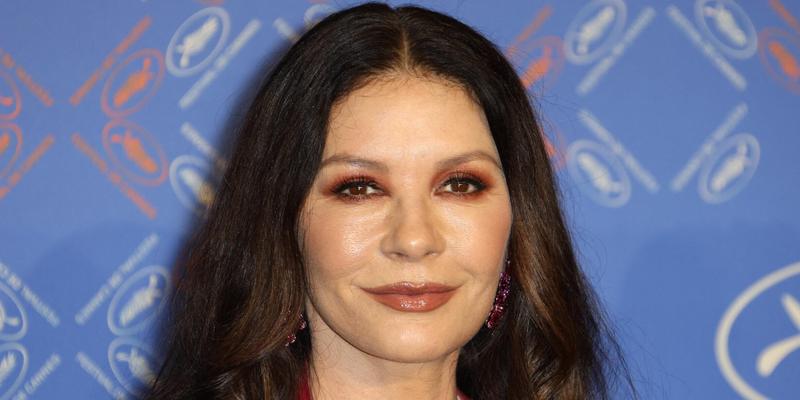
[{"left": 356, "top": 326, "right": 466, "bottom": 363}]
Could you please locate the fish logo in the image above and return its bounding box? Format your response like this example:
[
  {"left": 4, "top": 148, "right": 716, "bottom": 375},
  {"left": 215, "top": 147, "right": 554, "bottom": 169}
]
[
  {"left": 108, "top": 337, "right": 159, "bottom": 397},
  {"left": 716, "top": 261, "right": 800, "bottom": 400},
  {"left": 107, "top": 266, "right": 170, "bottom": 336},
  {"left": 169, "top": 155, "right": 219, "bottom": 217},
  {"left": 566, "top": 140, "right": 631, "bottom": 207},
  {"left": 0, "top": 123, "right": 22, "bottom": 180},
  {"left": 0, "top": 71, "right": 21, "bottom": 121},
  {"left": 758, "top": 28, "right": 800, "bottom": 95},
  {"left": 102, "top": 119, "right": 168, "bottom": 186},
  {"left": 101, "top": 48, "right": 165, "bottom": 118},
  {"left": 0, "top": 282, "right": 26, "bottom": 342},
  {"left": 564, "top": 0, "right": 627, "bottom": 64},
  {"left": 0, "top": 343, "right": 27, "bottom": 400},
  {"left": 697, "top": 133, "right": 759, "bottom": 204},
  {"left": 695, "top": 0, "right": 757, "bottom": 59},
  {"left": 166, "top": 7, "right": 231, "bottom": 77}
]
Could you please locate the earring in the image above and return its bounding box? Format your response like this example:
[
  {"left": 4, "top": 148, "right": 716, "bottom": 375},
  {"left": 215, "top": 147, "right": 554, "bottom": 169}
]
[
  {"left": 285, "top": 312, "right": 307, "bottom": 346},
  {"left": 486, "top": 257, "right": 511, "bottom": 329}
]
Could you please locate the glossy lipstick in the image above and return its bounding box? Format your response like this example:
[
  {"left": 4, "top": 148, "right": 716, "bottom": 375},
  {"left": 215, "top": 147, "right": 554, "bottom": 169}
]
[{"left": 362, "top": 282, "right": 457, "bottom": 312}]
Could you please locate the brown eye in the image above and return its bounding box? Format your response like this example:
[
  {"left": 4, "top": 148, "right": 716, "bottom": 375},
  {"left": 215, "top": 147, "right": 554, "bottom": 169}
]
[
  {"left": 344, "top": 183, "right": 374, "bottom": 196},
  {"left": 442, "top": 174, "right": 486, "bottom": 195},
  {"left": 333, "top": 178, "right": 381, "bottom": 200}
]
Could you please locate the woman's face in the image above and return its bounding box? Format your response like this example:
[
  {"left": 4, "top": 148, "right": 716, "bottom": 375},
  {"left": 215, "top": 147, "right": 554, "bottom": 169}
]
[{"left": 298, "top": 74, "right": 513, "bottom": 364}]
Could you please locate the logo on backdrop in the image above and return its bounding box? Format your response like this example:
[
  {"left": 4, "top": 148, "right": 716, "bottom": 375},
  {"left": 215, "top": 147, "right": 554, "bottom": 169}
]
[
  {"left": 101, "top": 48, "right": 165, "bottom": 118},
  {"left": 0, "top": 342, "right": 28, "bottom": 399},
  {"left": 566, "top": 140, "right": 631, "bottom": 207},
  {"left": 0, "top": 123, "right": 21, "bottom": 181},
  {"left": 107, "top": 265, "right": 170, "bottom": 337},
  {"left": 697, "top": 133, "right": 759, "bottom": 204},
  {"left": 0, "top": 282, "right": 26, "bottom": 342},
  {"left": 102, "top": 119, "right": 168, "bottom": 186},
  {"left": 758, "top": 27, "right": 800, "bottom": 95},
  {"left": 695, "top": 0, "right": 758, "bottom": 59},
  {"left": 716, "top": 261, "right": 800, "bottom": 399},
  {"left": 108, "top": 337, "right": 158, "bottom": 397},
  {"left": 510, "top": 36, "right": 565, "bottom": 91},
  {"left": 166, "top": 7, "right": 231, "bottom": 77},
  {"left": 170, "top": 154, "right": 219, "bottom": 216},
  {"left": 0, "top": 70, "right": 21, "bottom": 120},
  {"left": 563, "top": 0, "right": 627, "bottom": 65}
]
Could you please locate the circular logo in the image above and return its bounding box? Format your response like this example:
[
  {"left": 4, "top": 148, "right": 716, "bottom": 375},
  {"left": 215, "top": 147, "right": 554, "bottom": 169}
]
[
  {"left": 166, "top": 7, "right": 230, "bottom": 77},
  {"left": 0, "top": 122, "right": 22, "bottom": 180},
  {"left": 716, "top": 261, "right": 800, "bottom": 400},
  {"left": 695, "top": 0, "right": 757, "bottom": 59},
  {"left": 102, "top": 119, "right": 168, "bottom": 186},
  {"left": 169, "top": 155, "right": 219, "bottom": 217},
  {"left": 0, "top": 70, "right": 21, "bottom": 121},
  {"left": 697, "top": 133, "right": 759, "bottom": 204},
  {"left": 567, "top": 140, "right": 631, "bottom": 207},
  {"left": 108, "top": 337, "right": 159, "bottom": 397},
  {"left": 509, "top": 36, "right": 565, "bottom": 91},
  {"left": 107, "top": 265, "right": 170, "bottom": 336},
  {"left": 0, "top": 281, "right": 26, "bottom": 342},
  {"left": 563, "top": 0, "right": 627, "bottom": 65},
  {"left": 101, "top": 48, "right": 165, "bottom": 118},
  {"left": 758, "top": 28, "right": 800, "bottom": 95},
  {"left": 0, "top": 343, "right": 27, "bottom": 400}
]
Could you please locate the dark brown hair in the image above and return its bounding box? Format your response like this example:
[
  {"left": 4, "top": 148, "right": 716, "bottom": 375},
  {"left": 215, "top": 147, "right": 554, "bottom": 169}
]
[{"left": 146, "top": 3, "right": 636, "bottom": 399}]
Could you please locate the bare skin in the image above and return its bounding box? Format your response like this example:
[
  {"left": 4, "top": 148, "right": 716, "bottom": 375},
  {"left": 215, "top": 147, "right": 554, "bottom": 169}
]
[{"left": 298, "top": 73, "right": 513, "bottom": 400}]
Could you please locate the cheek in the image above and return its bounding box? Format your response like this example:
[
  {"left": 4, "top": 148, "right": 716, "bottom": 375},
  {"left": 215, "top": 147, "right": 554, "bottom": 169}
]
[
  {"left": 445, "top": 199, "right": 512, "bottom": 271},
  {"left": 302, "top": 204, "right": 383, "bottom": 282}
]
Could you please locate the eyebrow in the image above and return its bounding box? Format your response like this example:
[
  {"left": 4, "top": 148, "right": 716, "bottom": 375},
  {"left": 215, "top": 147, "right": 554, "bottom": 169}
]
[{"left": 319, "top": 150, "right": 503, "bottom": 173}]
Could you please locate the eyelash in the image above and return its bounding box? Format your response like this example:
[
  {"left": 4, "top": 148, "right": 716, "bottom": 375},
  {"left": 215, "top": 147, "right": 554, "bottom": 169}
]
[{"left": 331, "top": 170, "right": 488, "bottom": 202}]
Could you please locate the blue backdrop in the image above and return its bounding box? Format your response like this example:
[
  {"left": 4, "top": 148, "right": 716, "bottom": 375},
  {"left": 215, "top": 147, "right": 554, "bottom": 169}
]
[{"left": 0, "top": 0, "right": 798, "bottom": 398}]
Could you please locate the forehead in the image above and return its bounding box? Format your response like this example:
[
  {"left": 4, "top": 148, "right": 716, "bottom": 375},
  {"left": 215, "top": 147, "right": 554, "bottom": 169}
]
[{"left": 324, "top": 75, "right": 497, "bottom": 162}]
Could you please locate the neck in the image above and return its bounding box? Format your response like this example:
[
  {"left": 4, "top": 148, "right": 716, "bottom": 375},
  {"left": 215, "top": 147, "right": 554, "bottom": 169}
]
[{"left": 305, "top": 319, "right": 461, "bottom": 400}]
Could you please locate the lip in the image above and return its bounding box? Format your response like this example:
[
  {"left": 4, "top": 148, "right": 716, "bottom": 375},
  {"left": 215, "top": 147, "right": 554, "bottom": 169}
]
[{"left": 362, "top": 282, "right": 458, "bottom": 312}]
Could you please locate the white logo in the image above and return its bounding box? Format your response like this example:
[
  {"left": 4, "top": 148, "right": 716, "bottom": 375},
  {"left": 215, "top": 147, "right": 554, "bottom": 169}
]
[
  {"left": 695, "top": 0, "right": 757, "bottom": 59},
  {"left": 567, "top": 140, "right": 631, "bottom": 207},
  {"left": 166, "top": 7, "right": 231, "bottom": 77},
  {"left": 0, "top": 343, "right": 27, "bottom": 400},
  {"left": 697, "top": 133, "right": 759, "bottom": 204},
  {"left": 107, "top": 266, "right": 170, "bottom": 336},
  {"left": 170, "top": 155, "right": 218, "bottom": 217},
  {"left": 716, "top": 261, "right": 800, "bottom": 400},
  {"left": 563, "top": 0, "right": 627, "bottom": 64},
  {"left": 108, "top": 337, "right": 158, "bottom": 397},
  {"left": 0, "top": 282, "right": 26, "bottom": 342}
]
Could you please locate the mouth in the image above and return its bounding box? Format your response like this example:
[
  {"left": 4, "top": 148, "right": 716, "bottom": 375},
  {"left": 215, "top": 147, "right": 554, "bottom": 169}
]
[{"left": 362, "top": 282, "right": 458, "bottom": 312}]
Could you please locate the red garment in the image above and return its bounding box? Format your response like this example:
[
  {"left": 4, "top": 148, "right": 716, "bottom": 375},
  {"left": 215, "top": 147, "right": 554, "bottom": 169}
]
[{"left": 296, "top": 368, "right": 471, "bottom": 400}]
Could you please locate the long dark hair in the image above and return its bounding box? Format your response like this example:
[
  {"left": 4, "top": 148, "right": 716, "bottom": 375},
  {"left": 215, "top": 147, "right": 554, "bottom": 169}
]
[{"left": 146, "top": 3, "right": 636, "bottom": 399}]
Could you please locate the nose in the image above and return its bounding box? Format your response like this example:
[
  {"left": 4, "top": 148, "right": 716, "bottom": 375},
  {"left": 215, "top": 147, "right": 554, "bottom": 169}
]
[{"left": 380, "top": 194, "right": 445, "bottom": 262}]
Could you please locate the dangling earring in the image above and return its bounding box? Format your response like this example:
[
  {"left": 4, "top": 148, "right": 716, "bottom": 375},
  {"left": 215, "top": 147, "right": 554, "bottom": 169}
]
[
  {"left": 285, "top": 312, "right": 307, "bottom": 346},
  {"left": 486, "top": 257, "right": 511, "bottom": 329}
]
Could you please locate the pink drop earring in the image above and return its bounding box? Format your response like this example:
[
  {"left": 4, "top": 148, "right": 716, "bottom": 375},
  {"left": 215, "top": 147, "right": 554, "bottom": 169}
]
[
  {"left": 285, "top": 312, "right": 307, "bottom": 346},
  {"left": 486, "top": 257, "right": 512, "bottom": 329}
]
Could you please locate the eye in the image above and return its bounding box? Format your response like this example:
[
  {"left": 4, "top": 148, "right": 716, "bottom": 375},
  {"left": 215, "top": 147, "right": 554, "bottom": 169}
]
[
  {"left": 332, "top": 177, "right": 383, "bottom": 200},
  {"left": 440, "top": 172, "right": 487, "bottom": 196}
]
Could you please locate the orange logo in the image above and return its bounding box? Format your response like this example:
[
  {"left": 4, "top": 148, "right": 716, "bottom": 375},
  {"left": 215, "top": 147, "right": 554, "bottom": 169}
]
[
  {"left": 102, "top": 119, "right": 168, "bottom": 186},
  {"left": 101, "top": 49, "right": 165, "bottom": 117},
  {"left": 0, "top": 70, "right": 21, "bottom": 120},
  {"left": 758, "top": 28, "right": 800, "bottom": 94},
  {"left": 0, "top": 122, "right": 22, "bottom": 179},
  {"left": 508, "top": 36, "right": 565, "bottom": 91}
]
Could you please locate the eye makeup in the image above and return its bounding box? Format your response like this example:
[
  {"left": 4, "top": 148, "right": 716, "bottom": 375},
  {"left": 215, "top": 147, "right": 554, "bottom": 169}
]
[{"left": 328, "top": 169, "right": 490, "bottom": 203}]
